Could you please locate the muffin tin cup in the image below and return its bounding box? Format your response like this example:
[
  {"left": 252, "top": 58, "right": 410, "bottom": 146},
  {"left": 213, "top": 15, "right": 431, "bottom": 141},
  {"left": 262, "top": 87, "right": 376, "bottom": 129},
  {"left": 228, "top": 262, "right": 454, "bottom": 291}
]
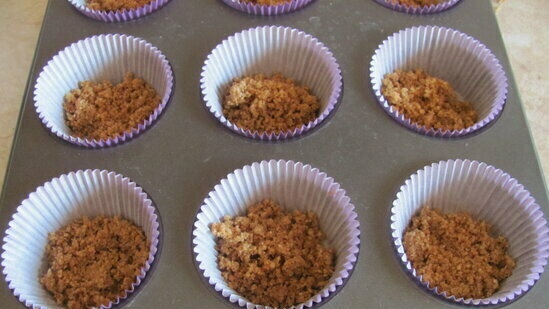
[
  {"left": 373, "top": 0, "right": 462, "bottom": 14},
  {"left": 200, "top": 25, "right": 343, "bottom": 141},
  {"left": 67, "top": 0, "right": 172, "bottom": 22},
  {"left": 370, "top": 25, "right": 507, "bottom": 137},
  {"left": 390, "top": 159, "right": 549, "bottom": 306},
  {"left": 34, "top": 33, "right": 174, "bottom": 148},
  {"left": 192, "top": 159, "right": 361, "bottom": 308},
  {"left": 221, "top": 0, "right": 314, "bottom": 16},
  {"left": 1, "top": 169, "right": 161, "bottom": 309}
]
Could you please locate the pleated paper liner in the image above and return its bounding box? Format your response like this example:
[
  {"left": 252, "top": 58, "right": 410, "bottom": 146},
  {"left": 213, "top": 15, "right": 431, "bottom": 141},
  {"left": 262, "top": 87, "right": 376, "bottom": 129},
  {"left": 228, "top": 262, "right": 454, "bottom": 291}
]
[
  {"left": 1, "top": 169, "right": 161, "bottom": 309},
  {"left": 200, "top": 26, "right": 342, "bottom": 141},
  {"left": 221, "top": 0, "right": 314, "bottom": 16},
  {"left": 192, "top": 159, "right": 360, "bottom": 308},
  {"left": 67, "top": 0, "right": 172, "bottom": 22},
  {"left": 34, "top": 34, "right": 174, "bottom": 147},
  {"left": 370, "top": 25, "right": 507, "bottom": 138},
  {"left": 373, "top": 0, "right": 462, "bottom": 14},
  {"left": 391, "top": 159, "right": 549, "bottom": 306}
]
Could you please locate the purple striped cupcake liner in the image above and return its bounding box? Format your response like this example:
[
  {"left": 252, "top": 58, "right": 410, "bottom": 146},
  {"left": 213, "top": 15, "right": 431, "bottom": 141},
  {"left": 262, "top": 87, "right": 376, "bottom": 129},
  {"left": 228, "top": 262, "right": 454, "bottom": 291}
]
[
  {"left": 370, "top": 25, "right": 508, "bottom": 138},
  {"left": 67, "top": 0, "right": 171, "bottom": 22},
  {"left": 391, "top": 159, "right": 549, "bottom": 306},
  {"left": 200, "top": 26, "right": 342, "bottom": 141},
  {"left": 34, "top": 34, "right": 174, "bottom": 148},
  {"left": 192, "top": 159, "right": 360, "bottom": 308},
  {"left": 1, "top": 169, "right": 161, "bottom": 309},
  {"left": 373, "top": 0, "right": 462, "bottom": 14},
  {"left": 221, "top": 0, "right": 314, "bottom": 16}
]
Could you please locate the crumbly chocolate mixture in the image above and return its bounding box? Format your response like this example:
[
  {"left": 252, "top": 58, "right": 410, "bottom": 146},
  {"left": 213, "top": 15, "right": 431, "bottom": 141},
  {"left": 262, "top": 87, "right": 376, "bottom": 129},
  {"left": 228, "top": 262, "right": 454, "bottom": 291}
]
[
  {"left": 403, "top": 207, "right": 515, "bottom": 299},
  {"left": 40, "top": 216, "right": 150, "bottom": 309},
  {"left": 211, "top": 199, "right": 335, "bottom": 308},
  {"left": 86, "top": 0, "right": 153, "bottom": 11},
  {"left": 222, "top": 73, "right": 320, "bottom": 134},
  {"left": 388, "top": 0, "right": 444, "bottom": 7},
  {"left": 381, "top": 69, "right": 478, "bottom": 131},
  {"left": 63, "top": 72, "right": 161, "bottom": 140},
  {"left": 241, "top": 0, "right": 291, "bottom": 5}
]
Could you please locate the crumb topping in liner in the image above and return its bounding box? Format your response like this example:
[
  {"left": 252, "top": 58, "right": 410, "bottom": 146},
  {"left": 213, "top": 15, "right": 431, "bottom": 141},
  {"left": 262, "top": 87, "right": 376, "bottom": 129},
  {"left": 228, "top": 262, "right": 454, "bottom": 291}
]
[
  {"left": 63, "top": 72, "right": 161, "bottom": 141},
  {"left": 387, "top": 0, "right": 444, "bottom": 7},
  {"left": 240, "top": 0, "right": 291, "bottom": 4},
  {"left": 381, "top": 69, "right": 478, "bottom": 131},
  {"left": 85, "top": 0, "right": 153, "bottom": 11},
  {"left": 211, "top": 199, "right": 335, "bottom": 308},
  {"left": 222, "top": 73, "right": 320, "bottom": 134},
  {"left": 403, "top": 207, "right": 515, "bottom": 299},
  {"left": 40, "top": 216, "right": 150, "bottom": 309}
]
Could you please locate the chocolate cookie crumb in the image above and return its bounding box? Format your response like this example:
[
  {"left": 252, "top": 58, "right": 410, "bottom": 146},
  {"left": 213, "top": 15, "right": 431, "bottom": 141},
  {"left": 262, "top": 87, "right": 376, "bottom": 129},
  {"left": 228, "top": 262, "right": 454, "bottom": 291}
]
[
  {"left": 241, "top": 0, "right": 291, "bottom": 4},
  {"left": 63, "top": 72, "right": 161, "bottom": 140},
  {"left": 211, "top": 199, "right": 335, "bottom": 308},
  {"left": 403, "top": 207, "right": 515, "bottom": 299},
  {"left": 388, "top": 0, "right": 444, "bottom": 7},
  {"left": 86, "top": 0, "right": 153, "bottom": 11},
  {"left": 222, "top": 73, "right": 320, "bottom": 134},
  {"left": 381, "top": 69, "right": 478, "bottom": 131},
  {"left": 40, "top": 216, "right": 150, "bottom": 309}
]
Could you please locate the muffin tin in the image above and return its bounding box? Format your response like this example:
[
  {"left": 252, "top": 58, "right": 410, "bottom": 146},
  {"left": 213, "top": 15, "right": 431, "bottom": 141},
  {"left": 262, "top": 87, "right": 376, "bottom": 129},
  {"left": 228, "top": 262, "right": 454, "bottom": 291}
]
[{"left": 1, "top": 0, "right": 548, "bottom": 308}]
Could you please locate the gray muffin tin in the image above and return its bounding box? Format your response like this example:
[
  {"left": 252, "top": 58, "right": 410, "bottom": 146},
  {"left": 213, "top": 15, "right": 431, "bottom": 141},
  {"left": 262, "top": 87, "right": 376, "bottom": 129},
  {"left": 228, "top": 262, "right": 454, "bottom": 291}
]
[{"left": 1, "top": 0, "right": 548, "bottom": 308}]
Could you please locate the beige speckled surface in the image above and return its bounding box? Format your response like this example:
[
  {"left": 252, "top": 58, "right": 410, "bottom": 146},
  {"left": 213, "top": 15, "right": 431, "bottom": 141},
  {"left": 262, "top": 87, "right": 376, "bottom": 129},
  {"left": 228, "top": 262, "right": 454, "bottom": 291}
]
[
  {"left": 0, "top": 0, "right": 547, "bottom": 190},
  {"left": 496, "top": 0, "right": 548, "bottom": 188},
  {"left": 0, "top": 0, "right": 48, "bottom": 189}
]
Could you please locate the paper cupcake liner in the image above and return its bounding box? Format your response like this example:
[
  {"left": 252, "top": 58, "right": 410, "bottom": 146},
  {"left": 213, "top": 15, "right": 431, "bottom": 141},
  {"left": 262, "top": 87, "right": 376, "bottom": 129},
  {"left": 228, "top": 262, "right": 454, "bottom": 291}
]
[
  {"left": 1, "top": 170, "right": 161, "bottom": 309},
  {"left": 391, "top": 159, "right": 549, "bottom": 306},
  {"left": 370, "top": 26, "right": 507, "bottom": 138},
  {"left": 192, "top": 159, "right": 360, "bottom": 308},
  {"left": 374, "top": 0, "right": 462, "bottom": 14},
  {"left": 221, "top": 0, "right": 314, "bottom": 16},
  {"left": 68, "top": 0, "right": 172, "bottom": 22},
  {"left": 34, "top": 34, "right": 174, "bottom": 148},
  {"left": 200, "top": 26, "right": 342, "bottom": 141}
]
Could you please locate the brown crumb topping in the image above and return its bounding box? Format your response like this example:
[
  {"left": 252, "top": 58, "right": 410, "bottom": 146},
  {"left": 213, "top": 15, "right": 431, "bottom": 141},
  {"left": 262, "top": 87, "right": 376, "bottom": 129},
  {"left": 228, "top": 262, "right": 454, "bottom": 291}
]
[
  {"left": 403, "top": 207, "right": 515, "bottom": 299},
  {"left": 85, "top": 0, "right": 153, "bottom": 11},
  {"left": 381, "top": 69, "right": 478, "bottom": 131},
  {"left": 222, "top": 73, "right": 320, "bottom": 134},
  {"left": 241, "top": 0, "right": 291, "bottom": 5},
  {"left": 388, "top": 0, "right": 444, "bottom": 7},
  {"left": 40, "top": 216, "right": 150, "bottom": 309},
  {"left": 63, "top": 72, "right": 161, "bottom": 141},
  {"left": 211, "top": 199, "right": 335, "bottom": 308}
]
